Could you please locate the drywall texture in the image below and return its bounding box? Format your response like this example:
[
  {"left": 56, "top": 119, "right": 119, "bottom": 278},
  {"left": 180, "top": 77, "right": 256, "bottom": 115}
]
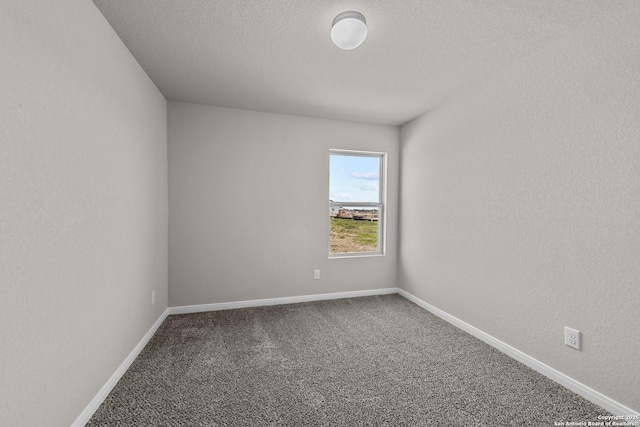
[
  {"left": 94, "top": 0, "right": 580, "bottom": 125},
  {"left": 399, "top": 4, "right": 640, "bottom": 411},
  {"left": 168, "top": 102, "right": 399, "bottom": 307},
  {"left": 0, "top": 1, "right": 168, "bottom": 425}
]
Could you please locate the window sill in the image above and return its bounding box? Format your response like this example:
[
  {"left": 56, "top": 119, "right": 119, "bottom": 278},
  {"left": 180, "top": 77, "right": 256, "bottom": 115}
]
[{"left": 329, "top": 252, "right": 385, "bottom": 259}]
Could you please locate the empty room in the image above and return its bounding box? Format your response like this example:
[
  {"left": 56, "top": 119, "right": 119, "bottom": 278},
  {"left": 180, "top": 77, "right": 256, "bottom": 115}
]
[{"left": 2, "top": 0, "right": 639, "bottom": 426}]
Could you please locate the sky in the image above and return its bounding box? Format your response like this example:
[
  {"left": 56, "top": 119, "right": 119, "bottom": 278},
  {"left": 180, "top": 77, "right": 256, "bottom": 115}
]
[{"left": 329, "top": 154, "right": 381, "bottom": 203}]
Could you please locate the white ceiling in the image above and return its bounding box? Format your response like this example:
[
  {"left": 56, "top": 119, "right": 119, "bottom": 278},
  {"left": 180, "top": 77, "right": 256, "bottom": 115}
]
[{"left": 92, "top": 0, "right": 599, "bottom": 126}]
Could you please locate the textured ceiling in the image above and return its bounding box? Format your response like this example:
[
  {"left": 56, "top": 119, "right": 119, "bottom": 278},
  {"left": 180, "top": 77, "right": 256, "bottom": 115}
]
[{"left": 92, "top": 0, "right": 600, "bottom": 125}]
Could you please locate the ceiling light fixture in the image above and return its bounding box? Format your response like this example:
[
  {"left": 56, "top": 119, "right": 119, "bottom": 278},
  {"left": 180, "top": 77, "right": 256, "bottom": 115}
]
[{"left": 331, "top": 11, "right": 367, "bottom": 50}]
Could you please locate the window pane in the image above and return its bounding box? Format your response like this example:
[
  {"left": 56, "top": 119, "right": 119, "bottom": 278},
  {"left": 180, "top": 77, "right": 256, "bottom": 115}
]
[
  {"left": 329, "top": 206, "right": 380, "bottom": 254},
  {"left": 329, "top": 154, "right": 380, "bottom": 203}
]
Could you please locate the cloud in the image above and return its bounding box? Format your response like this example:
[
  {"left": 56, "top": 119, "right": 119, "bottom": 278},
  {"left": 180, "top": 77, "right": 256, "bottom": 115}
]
[
  {"left": 350, "top": 172, "right": 379, "bottom": 181},
  {"left": 354, "top": 182, "right": 379, "bottom": 191},
  {"left": 330, "top": 192, "right": 356, "bottom": 201}
]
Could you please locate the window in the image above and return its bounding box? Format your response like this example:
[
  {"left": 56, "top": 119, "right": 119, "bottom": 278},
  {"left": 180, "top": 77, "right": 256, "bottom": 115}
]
[{"left": 329, "top": 150, "right": 386, "bottom": 257}]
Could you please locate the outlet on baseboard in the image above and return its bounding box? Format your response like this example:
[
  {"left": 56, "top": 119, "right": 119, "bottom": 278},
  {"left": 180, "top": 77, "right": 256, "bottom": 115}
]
[
  {"left": 151, "top": 290, "right": 156, "bottom": 306},
  {"left": 565, "top": 327, "right": 581, "bottom": 350}
]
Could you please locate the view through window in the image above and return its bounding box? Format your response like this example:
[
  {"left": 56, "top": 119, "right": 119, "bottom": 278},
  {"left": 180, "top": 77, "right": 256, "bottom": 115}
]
[{"left": 329, "top": 150, "right": 385, "bottom": 256}]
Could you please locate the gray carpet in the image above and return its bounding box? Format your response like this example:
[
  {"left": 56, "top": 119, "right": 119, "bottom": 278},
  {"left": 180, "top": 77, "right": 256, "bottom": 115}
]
[{"left": 87, "top": 294, "right": 607, "bottom": 426}]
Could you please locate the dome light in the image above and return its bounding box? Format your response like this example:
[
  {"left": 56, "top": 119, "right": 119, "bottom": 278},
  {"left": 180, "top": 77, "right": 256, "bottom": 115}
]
[{"left": 331, "top": 11, "right": 367, "bottom": 50}]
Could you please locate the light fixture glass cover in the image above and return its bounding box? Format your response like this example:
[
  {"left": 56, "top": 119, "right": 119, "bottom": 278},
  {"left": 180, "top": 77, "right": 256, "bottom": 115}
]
[{"left": 331, "top": 11, "right": 367, "bottom": 50}]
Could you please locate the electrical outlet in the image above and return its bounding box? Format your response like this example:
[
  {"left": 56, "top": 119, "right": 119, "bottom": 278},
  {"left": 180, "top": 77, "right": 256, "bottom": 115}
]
[
  {"left": 565, "top": 327, "right": 581, "bottom": 350},
  {"left": 313, "top": 270, "right": 320, "bottom": 280},
  {"left": 151, "top": 290, "right": 156, "bottom": 306}
]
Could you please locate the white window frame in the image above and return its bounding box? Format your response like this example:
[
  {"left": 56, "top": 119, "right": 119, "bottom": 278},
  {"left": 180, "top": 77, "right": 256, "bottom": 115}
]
[{"left": 329, "top": 149, "right": 387, "bottom": 258}]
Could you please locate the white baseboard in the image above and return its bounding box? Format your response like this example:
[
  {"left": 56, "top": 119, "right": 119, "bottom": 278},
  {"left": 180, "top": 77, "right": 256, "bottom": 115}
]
[
  {"left": 75, "top": 288, "right": 638, "bottom": 425},
  {"left": 397, "top": 288, "right": 640, "bottom": 420},
  {"left": 71, "top": 308, "right": 170, "bottom": 427},
  {"left": 168, "top": 287, "right": 400, "bottom": 315},
  {"left": 73, "top": 288, "right": 398, "bottom": 425}
]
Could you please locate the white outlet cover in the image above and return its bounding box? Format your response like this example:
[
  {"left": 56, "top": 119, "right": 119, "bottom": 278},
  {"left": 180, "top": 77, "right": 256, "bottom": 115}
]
[{"left": 564, "top": 327, "right": 581, "bottom": 350}]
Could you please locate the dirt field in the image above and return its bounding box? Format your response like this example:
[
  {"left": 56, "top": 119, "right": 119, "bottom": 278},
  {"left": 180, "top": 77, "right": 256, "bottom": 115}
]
[{"left": 329, "top": 218, "right": 379, "bottom": 254}]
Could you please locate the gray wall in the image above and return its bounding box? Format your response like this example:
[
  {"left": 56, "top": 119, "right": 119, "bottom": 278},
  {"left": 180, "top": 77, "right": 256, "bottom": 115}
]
[
  {"left": 0, "top": 1, "right": 168, "bottom": 425},
  {"left": 399, "top": 7, "right": 640, "bottom": 411},
  {"left": 168, "top": 102, "right": 399, "bottom": 307}
]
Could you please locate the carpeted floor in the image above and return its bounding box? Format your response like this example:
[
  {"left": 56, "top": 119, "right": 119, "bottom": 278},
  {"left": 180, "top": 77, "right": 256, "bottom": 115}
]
[{"left": 87, "top": 294, "right": 608, "bottom": 426}]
